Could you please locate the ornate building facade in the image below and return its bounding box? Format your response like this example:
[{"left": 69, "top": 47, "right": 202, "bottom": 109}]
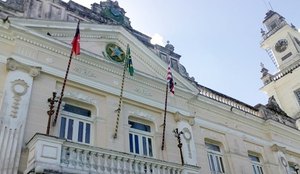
[{"left": 0, "top": 1, "right": 300, "bottom": 174}]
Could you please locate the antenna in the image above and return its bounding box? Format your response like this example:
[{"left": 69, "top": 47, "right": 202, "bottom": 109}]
[
  {"left": 261, "top": 0, "right": 269, "bottom": 10},
  {"left": 268, "top": 1, "right": 274, "bottom": 10}
]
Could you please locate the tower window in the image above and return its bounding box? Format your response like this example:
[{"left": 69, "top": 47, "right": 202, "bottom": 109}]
[
  {"left": 170, "top": 58, "right": 179, "bottom": 72},
  {"left": 160, "top": 53, "right": 167, "bottom": 62},
  {"left": 270, "top": 22, "right": 277, "bottom": 30}
]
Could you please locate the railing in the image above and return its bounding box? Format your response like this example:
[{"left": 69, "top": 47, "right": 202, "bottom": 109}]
[
  {"left": 25, "top": 133, "right": 200, "bottom": 174},
  {"left": 198, "top": 86, "right": 259, "bottom": 117},
  {"left": 262, "top": 21, "right": 287, "bottom": 41},
  {"left": 271, "top": 59, "right": 300, "bottom": 82},
  {"left": 60, "top": 144, "right": 182, "bottom": 174}
]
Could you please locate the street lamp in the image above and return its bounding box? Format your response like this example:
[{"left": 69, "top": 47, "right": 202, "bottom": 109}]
[
  {"left": 46, "top": 92, "right": 58, "bottom": 135},
  {"left": 173, "top": 128, "right": 184, "bottom": 165}
]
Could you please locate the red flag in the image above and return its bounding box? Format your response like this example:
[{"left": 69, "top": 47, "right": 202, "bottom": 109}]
[
  {"left": 167, "top": 64, "right": 174, "bottom": 94},
  {"left": 71, "top": 21, "right": 80, "bottom": 55}
]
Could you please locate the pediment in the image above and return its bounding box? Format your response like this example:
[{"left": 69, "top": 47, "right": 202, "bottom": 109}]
[{"left": 11, "top": 19, "right": 198, "bottom": 94}]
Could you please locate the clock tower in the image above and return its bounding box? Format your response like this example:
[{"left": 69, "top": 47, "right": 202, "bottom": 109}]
[
  {"left": 261, "top": 10, "right": 300, "bottom": 70},
  {"left": 260, "top": 10, "right": 300, "bottom": 120}
]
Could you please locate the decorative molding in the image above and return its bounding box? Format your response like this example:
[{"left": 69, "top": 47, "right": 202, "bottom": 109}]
[
  {"left": 6, "top": 58, "right": 41, "bottom": 77},
  {"left": 16, "top": 35, "right": 69, "bottom": 57},
  {"left": 174, "top": 111, "right": 195, "bottom": 126},
  {"left": 271, "top": 144, "right": 287, "bottom": 154},
  {"left": 134, "top": 87, "right": 152, "bottom": 97},
  {"left": 0, "top": 33, "right": 14, "bottom": 41},
  {"left": 73, "top": 66, "right": 96, "bottom": 78},
  {"left": 15, "top": 46, "right": 37, "bottom": 60},
  {"left": 182, "top": 127, "right": 192, "bottom": 158},
  {"left": 64, "top": 91, "right": 97, "bottom": 105},
  {"left": 129, "top": 110, "right": 155, "bottom": 122},
  {"left": 10, "top": 79, "right": 29, "bottom": 118},
  {"left": 12, "top": 32, "right": 191, "bottom": 99}
]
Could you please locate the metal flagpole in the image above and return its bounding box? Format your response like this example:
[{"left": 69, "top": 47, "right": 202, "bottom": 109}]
[
  {"left": 52, "top": 21, "right": 80, "bottom": 126},
  {"left": 113, "top": 59, "right": 127, "bottom": 139},
  {"left": 53, "top": 51, "right": 73, "bottom": 126},
  {"left": 161, "top": 82, "right": 169, "bottom": 150}
]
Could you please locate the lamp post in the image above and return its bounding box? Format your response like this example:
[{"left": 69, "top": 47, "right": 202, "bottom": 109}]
[
  {"left": 295, "top": 164, "right": 299, "bottom": 174},
  {"left": 46, "top": 92, "right": 58, "bottom": 135},
  {"left": 173, "top": 128, "right": 184, "bottom": 165}
]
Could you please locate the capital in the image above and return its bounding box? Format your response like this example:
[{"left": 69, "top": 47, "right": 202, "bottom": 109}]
[{"left": 6, "top": 58, "right": 41, "bottom": 77}]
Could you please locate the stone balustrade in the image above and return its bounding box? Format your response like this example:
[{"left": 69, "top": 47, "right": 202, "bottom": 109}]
[
  {"left": 25, "top": 133, "right": 200, "bottom": 174},
  {"left": 198, "top": 86, "right": 260, "bottom": 116}
]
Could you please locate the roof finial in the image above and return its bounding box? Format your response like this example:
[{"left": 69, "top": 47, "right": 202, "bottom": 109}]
[
  {"left": 260, "top": 28, "right": 266, "bottom": 36},
  {"left": 260, "top": 62, "right": 265, "bottom": 69},
  {"left": 165, "top": 40, "right": 175, "bottom": 52}
]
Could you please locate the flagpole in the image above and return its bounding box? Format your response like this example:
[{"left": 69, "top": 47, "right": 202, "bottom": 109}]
[
  {"left": 161, "top": 82, "right": 169, "bottom": 150},
  {"left": 53, "top": 51, "right": 73, "bottom": 126},
  {"left": 113, "top": 60, "right": 127, "bottom": 139}
]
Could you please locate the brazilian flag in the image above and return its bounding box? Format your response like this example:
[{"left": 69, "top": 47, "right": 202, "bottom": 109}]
[{"left": 126, "top": 44, "right": 134, "bottom": 76}]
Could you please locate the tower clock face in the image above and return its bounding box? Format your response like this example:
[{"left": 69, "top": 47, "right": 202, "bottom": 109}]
[{"left": 275, "top": 39, "right": 288, "bottom": 53}]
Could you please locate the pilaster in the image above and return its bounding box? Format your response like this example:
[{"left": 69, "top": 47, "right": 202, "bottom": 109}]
[
  {"left": 174, "top": 112, "right": 198, "bottom": 166},
  {"left": 271, "top": 144, "right": 290, "bottom": 174},
  {"left": 0, "top": 58, "right": 41, "bottom": 174}
]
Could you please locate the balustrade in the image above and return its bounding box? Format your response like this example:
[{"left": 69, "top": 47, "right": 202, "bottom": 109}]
[
  {"left": 199, "top": 87, "right": 259, "bottom": 116},
  {"left": 25, "top": 134, "right": 196, "bottom": 174},
  {"left": 60, "top": 146, "right": 185, "bottom": 174}
]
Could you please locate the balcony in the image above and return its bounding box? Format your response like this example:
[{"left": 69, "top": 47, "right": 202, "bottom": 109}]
[{"left": 25, "top": 134, "right": 200, "bottom": 174}]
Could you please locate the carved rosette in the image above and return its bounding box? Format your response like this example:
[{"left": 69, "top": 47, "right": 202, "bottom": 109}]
[{"left": 10, "top": 79, "right": 29, "bottom": 118}]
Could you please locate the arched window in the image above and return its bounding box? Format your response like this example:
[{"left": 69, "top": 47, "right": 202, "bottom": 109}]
[
  {"left": 59, "top": 103, "right": 93, "bottom": 144},
  {"left": 128, "top": 119, "right": 153, "bottom": 157}
]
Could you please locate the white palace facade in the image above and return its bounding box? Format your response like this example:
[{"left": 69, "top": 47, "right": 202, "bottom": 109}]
[{"left": 0, "top": 1, "right": 300, "bottom": 174}]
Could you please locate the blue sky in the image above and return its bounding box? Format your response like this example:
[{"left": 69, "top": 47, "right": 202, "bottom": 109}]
[{"left": 68, "top": 0, "right": 300, "bottom": 106}]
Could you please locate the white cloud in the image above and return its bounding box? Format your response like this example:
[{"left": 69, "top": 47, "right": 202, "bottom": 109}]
[{"left": 150, "top": 33, "right": 164, "bottom": 46}]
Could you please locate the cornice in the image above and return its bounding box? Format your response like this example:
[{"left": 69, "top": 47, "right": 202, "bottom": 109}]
[
  {"left": 0, "top": 33, "right": 14, "bottom": 41},
  {"left": 196, "top": 118, "right": 300, "bottom": 155},
  {"left": 7, "top": 19, "right": 198, "bottom": 96},
  {"left": 6, "top": 22, "right": 193, "bottom": 99},
  {"left": 12, "top": 32, "right": 161, "bottom": 91},
  {"left": 264, "top": 120, "right": 300, "bottom": 141}
]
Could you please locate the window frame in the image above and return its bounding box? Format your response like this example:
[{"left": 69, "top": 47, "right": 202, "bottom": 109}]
[
  {"left": 205, "top": 142, "right": 225, "bottom": 174},
  {"left": 288, "top": 163, "right": 298, "bottom": 174},
  {"left": 128, "top": 120, "right": 154, "bottom": 158},
  {"left": 59, "top": 104, "right": 93, "bottom": 145},
  {"left": 294, "top": 89, "right": 300, "bottom": 105},
  {"left": 248, "top": 153, "right": 264, "bottom": 174}
]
